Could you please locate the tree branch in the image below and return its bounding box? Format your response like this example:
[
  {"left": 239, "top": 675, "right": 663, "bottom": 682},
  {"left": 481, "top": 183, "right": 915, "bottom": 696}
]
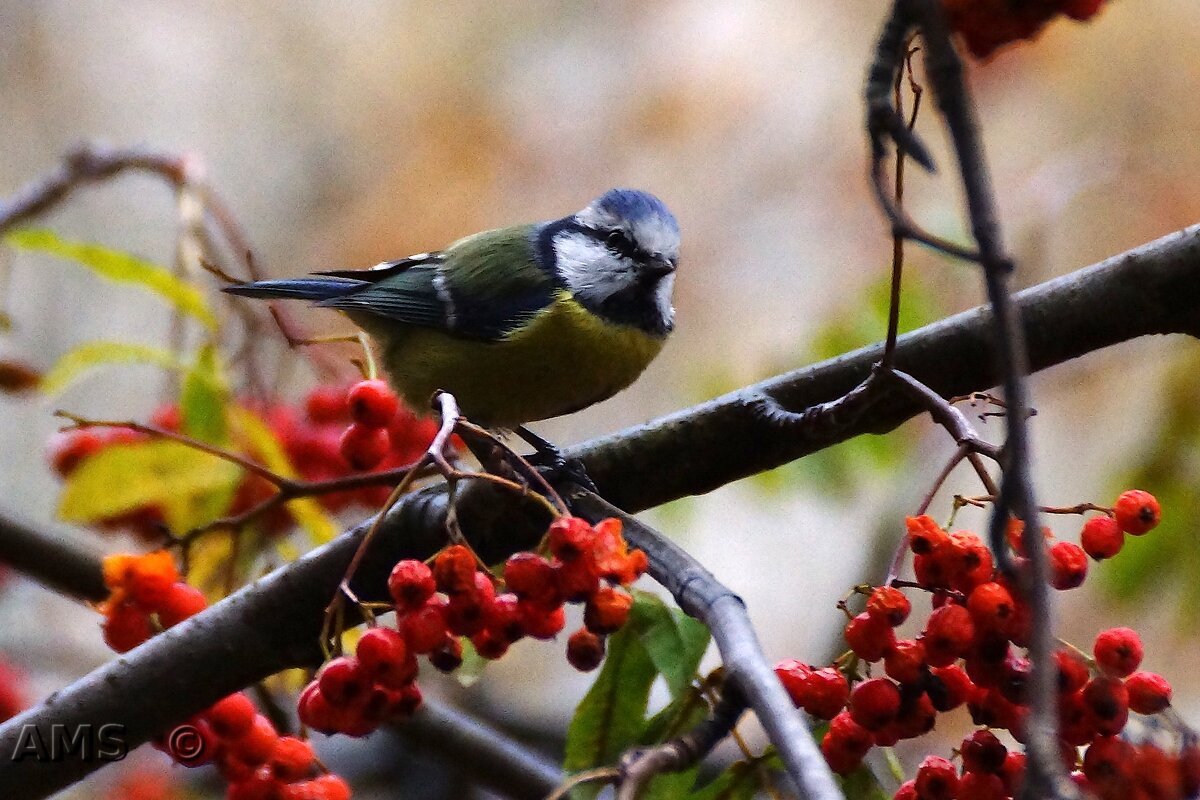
[{"left": 1, "top": 225, "right": 1199, "bottom": 796}]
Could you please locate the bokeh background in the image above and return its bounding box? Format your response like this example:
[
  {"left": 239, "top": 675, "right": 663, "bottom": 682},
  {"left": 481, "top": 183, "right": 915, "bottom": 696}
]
[{"left": 2, "top": 1, "right": 1199, "bottom": 797}]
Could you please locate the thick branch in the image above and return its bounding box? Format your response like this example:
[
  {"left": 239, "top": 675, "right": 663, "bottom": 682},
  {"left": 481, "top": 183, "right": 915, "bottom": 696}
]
[
  {"left": 1, "top": 227, "right": 1199, "bottom": 796},
  {"left": 573, "top": 222, "right": 1200, "bottom": 512}
]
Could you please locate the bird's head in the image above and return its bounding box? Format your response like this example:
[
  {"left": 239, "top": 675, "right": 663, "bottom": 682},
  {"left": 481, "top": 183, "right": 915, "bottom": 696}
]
[{"left": 542, "top": 188, "right": 680, "bottom": 336}]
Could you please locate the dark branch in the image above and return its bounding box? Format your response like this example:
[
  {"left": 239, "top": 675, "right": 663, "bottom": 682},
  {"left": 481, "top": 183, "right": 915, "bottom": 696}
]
[{"left": 1, "top": 225, "right": 1199, "bottom": 796}]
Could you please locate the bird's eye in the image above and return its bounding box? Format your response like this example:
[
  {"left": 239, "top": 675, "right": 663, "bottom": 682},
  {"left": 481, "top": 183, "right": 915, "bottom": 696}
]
[{"left": 604, "top": 229, "right": 635, "bottom": 256}]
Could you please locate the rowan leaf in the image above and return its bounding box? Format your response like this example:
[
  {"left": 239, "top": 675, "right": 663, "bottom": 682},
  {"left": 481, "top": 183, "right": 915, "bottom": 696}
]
[{"left": 40, "top": 340, "right": 183, "bottom": 396}]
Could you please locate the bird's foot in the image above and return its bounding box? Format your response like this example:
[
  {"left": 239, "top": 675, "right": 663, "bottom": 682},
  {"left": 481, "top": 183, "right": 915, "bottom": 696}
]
[{"left": 514, "top": 426, "right": 598, "bottom": 494}]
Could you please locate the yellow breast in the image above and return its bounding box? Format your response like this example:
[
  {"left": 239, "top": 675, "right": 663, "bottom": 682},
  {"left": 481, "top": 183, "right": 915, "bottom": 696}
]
[{"left": 375, "top": 290, "right": 666, "bottom": 428}]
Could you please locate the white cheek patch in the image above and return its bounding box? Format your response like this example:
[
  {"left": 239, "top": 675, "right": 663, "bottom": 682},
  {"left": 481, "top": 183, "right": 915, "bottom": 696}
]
[
  {"left": 553, "top": 231, "right": 636, "bottom": 302},
  {"left": 654, "top": 272, "right": 676, "bottom": 328}
]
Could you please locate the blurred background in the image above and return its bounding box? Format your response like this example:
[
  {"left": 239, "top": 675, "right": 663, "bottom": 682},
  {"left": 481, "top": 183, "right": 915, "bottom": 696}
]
[{"left": 2, "top": 1, "right": 1200, "bottom": 797}]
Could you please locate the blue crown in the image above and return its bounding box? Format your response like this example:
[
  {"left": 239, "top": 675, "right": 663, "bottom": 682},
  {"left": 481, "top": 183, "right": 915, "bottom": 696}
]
[{"left": 593, "top": 189, "right": 679, "bottom": 234}]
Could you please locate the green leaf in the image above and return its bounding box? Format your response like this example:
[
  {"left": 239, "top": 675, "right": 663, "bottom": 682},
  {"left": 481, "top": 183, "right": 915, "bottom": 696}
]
[
  {"left": 40, "top": 340, "right": 184, "bottom": 396},
  {"left": 181, "top": 344, "right": 228, "bottom": 444},
  {"left": 640, "top": 685, "right": 709, "bottom": 745},
  {"left": 454, "top": 637, "right": 488, "bottom": 687},
  {"left": 58, "top": 440, "right": 241, "bottom": 532},
  {"left": 839, "top": 765, "right": 889, "bottom": 800},
  {"left": 687, "top": 760, "right": 761, "bottom": 800},
  {"left": 642, "top": 768, "right": 701, "bottom": 800},
  {"left": 564, "top": 622, "right": 658, "bottom": 782},
  {"left": 629, "top": 591, "right": 711, "bottom": 698},
  {"left": 5, "top": 228, "right": 217, "bottom": 330}
]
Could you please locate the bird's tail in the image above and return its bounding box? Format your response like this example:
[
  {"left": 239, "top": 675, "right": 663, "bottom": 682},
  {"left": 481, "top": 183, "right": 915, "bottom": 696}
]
[{"left": 222, "top": 278, "right": 365, "bottom": 301}]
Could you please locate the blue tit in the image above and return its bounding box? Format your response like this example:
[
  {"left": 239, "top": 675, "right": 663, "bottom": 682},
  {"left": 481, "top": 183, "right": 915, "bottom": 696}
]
[{"left": 224, "top": 189, "right": 680, "bottom": 429}]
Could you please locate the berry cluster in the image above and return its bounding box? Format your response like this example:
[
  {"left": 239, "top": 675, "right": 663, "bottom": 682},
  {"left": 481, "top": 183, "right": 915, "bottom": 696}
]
[
  {"left": 178, "top": 693, "right": 350, "bottom": 800},
  {"left": 47, "top": 380, "right": 442, "bottom": 541},
  {"left": 299, "top": 516, "right": 647, "bottom": 738},
  {"left": 100, "top": 551, "right": 208, "bottom": 652},
  {"left": 100, "top": 552, "right": 352, "bottom": 799},
  {"left": 941, "top": 0, "right": 1106, "bottom": 59},
  {"left": 777, "top": 490, "right": 1198, "bottom": 798}
]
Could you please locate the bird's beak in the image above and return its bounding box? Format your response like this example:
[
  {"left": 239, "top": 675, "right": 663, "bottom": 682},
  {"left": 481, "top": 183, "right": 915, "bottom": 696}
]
[{"left": 643, "top": 257, "right": 676, "bottom": 279}]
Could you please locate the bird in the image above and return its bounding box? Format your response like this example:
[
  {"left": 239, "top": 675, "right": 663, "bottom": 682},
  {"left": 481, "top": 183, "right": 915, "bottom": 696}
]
[{"left": 224, "top": 188, "right": 680, "bottom": 432}]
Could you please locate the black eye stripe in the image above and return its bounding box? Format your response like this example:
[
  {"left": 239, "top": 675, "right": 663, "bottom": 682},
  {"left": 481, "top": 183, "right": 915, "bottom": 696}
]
[{"left": 600, "top": 228, "right": 642, "bottom": 261}]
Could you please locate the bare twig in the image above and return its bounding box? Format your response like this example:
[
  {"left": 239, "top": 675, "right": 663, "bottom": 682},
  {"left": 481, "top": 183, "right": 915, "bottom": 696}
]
[{"left": 615, "top": 690, "right": 746, "bottom": 800}]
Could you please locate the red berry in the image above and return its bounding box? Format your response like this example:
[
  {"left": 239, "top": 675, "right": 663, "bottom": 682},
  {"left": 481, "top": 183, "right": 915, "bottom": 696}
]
[
  {"left": 922, "top": 603, "right": 975, "bottom": 667},
  {"left": 566, "top": 628, "right": 605, "bottom": 671},
  {"left": 338, "top": 422, "right": 390, "bottom": 470},
  {"left": 1082, "top": 675, "right": 1130, "bottom": 736},
  {"left": 125, "top": 551, "right": 180, "bottom": 608},
  {"left": 270, "top": 736, "right": 315, "bottom": 781},
  {"left": 347, "top": 379, "right": 399, "bottom": 428},
  {"left": 308, "top": 775, "right": 352, "bottom": 800},
  {"left": 503, "top": 552, "right": 560, "bottom": 608},
  {"left": 230, "top": 715, "right": 279, "bottom": 766},
  {"left": 483, "top": 592, "right": 526, "bottom": 643},
  {"left": 388, "top": 560, "right": 436, "bottom": 611},
  {"left": 927, "top": 664, "right": 973, "bottom": 711},
  {"left": 915, "top": 755, "right": 959, "bottom": 800},
  {"left": 317, "top": 657, "right": 370, "bottom": 706},
  {"left": 103, "top": 602, "right": 152, "bottom": 653},
  {"left": 948, "top": 530, "right": 994, "bottom": 591},
  {"left": 1049, "top": 541, "right": 1088, "bottom": 590},
  {"left": 46, "top": 429, "right": 105, "bottom": 477},
  {"left": 1080, "top": 515, "right": 1124, "bottom": 560},
  {"left": 775, "top": 659, "right": 813, "bottom": 708},
  {"left": 555, "top": 558, "right": 599, "bottom": 603},
  {"left": 207, "top": 692, "right": 257, "bottom": 738},
  {"left": 1000, "top": 751, "right": 1026, "bottom": 795},
  {"left": 1062, "top": 0, "right": 1104, "bottom": 21},
  {"left": 547, "top": 516, "right": 596, "bottom": 562},
  {"left": 906, "top": 515, "right": 949, "bottom": 555},
  {"left": 1125, "top": 671, "right": 1171, "bottom": 714},
  {"left": 583, "top": 586, "right": 633, "bottom": 634},
  {"left": 956, "top": 771, "right": 1006, "bottom": 800},
  {"left": 805, "top": 667, "right": 850, "bottom": 720},
  {"left": 844, "top": 612, "right": 895, "bottom": 662},
  {"left": 961, "top": 729, "right": 1007, "bottom": 774},
  {"left": 227, "top": 772, "right": 280, "bottom": 800},
  {"left": 883, "top": 639, "right": 926, "bottom": 685},
  {"left": 822, "top": 710, "right": 872, "bottom": 774},
  {"left": 1055, "top": 649, "right": 1090, "bottom": 694},
  {"left": 356, "top": 627, "right": 417, "bottom": 689},
  {"left": 521, "top": 603, "right": 566, "bottom": 640},
  {"left": 471, "top": 628, "right": 510, "bottom": 660},
  {"left": 433, "top": 545, "right": 476, "bottom": 595},
  {"left": 399, "top": 597, "right": 450, "bottom": 654},
  {"left": 1093, "top": 627, "right": 1143, "bottom": 678},
  {"left": 1113, "top": 489, "right": 1160, "bottom": 535},
  {"left": 866, "top": 586, "right": 911, "bottom": 627},
  {"left": 967, "top": 581, "right": 1016, "bottom": 636},
  {"left": 894, "top": 780, "right": 918, "bottom": 800},
  {"left": 305, "top": 384, "right": 351, "bottom": 424},
  {"left": 849, "top": 677, "right": 901, "bottom": 731},
  {"left": 156, "top": 583, "right": 209, "bottom": 628},
  {"left": 1082, "top": 734, "right": 1134, "bottom": 786}
]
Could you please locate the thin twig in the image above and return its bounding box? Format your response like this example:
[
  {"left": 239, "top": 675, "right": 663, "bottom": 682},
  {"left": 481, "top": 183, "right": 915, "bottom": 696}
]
[{"left": 615, "top": 690, "right": 746, "bottom": 800}]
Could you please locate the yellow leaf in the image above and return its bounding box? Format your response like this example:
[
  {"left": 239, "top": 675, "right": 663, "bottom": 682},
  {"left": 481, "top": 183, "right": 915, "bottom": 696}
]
[
  {"left": 230, "top": 408, "right": 339, "bottom": 545},
  {"left": 58, "top": 440, "right": 241, "bottom": 528},
  {"left": 5, "top": 228, "right": 218, "bottom": 330},
  {"left": 40, "top": 340, "right": 184, "bottom": 396}
]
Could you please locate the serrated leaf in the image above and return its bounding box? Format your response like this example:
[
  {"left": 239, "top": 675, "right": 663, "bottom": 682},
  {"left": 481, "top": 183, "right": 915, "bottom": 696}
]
[
  {"left": 564, "top": 622, "right": 657, "bottom": 785},
  {"left": 58, "top": 440, "right": 241, "bottom": 531},
  {"left": 629, "top": 591, "right": 711, "bottom": 698},
  {"left": 229, "top": 408, "right": 338, "bottom": 545},
  {"left": 181, "top": 344, "right": 228, "bottom": 444},
  {"left": 40, "top": 340, "right": 184, "bottom": 396},
  {"left": 5, "top": 228, "right": 217, "bottom": 329}
]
